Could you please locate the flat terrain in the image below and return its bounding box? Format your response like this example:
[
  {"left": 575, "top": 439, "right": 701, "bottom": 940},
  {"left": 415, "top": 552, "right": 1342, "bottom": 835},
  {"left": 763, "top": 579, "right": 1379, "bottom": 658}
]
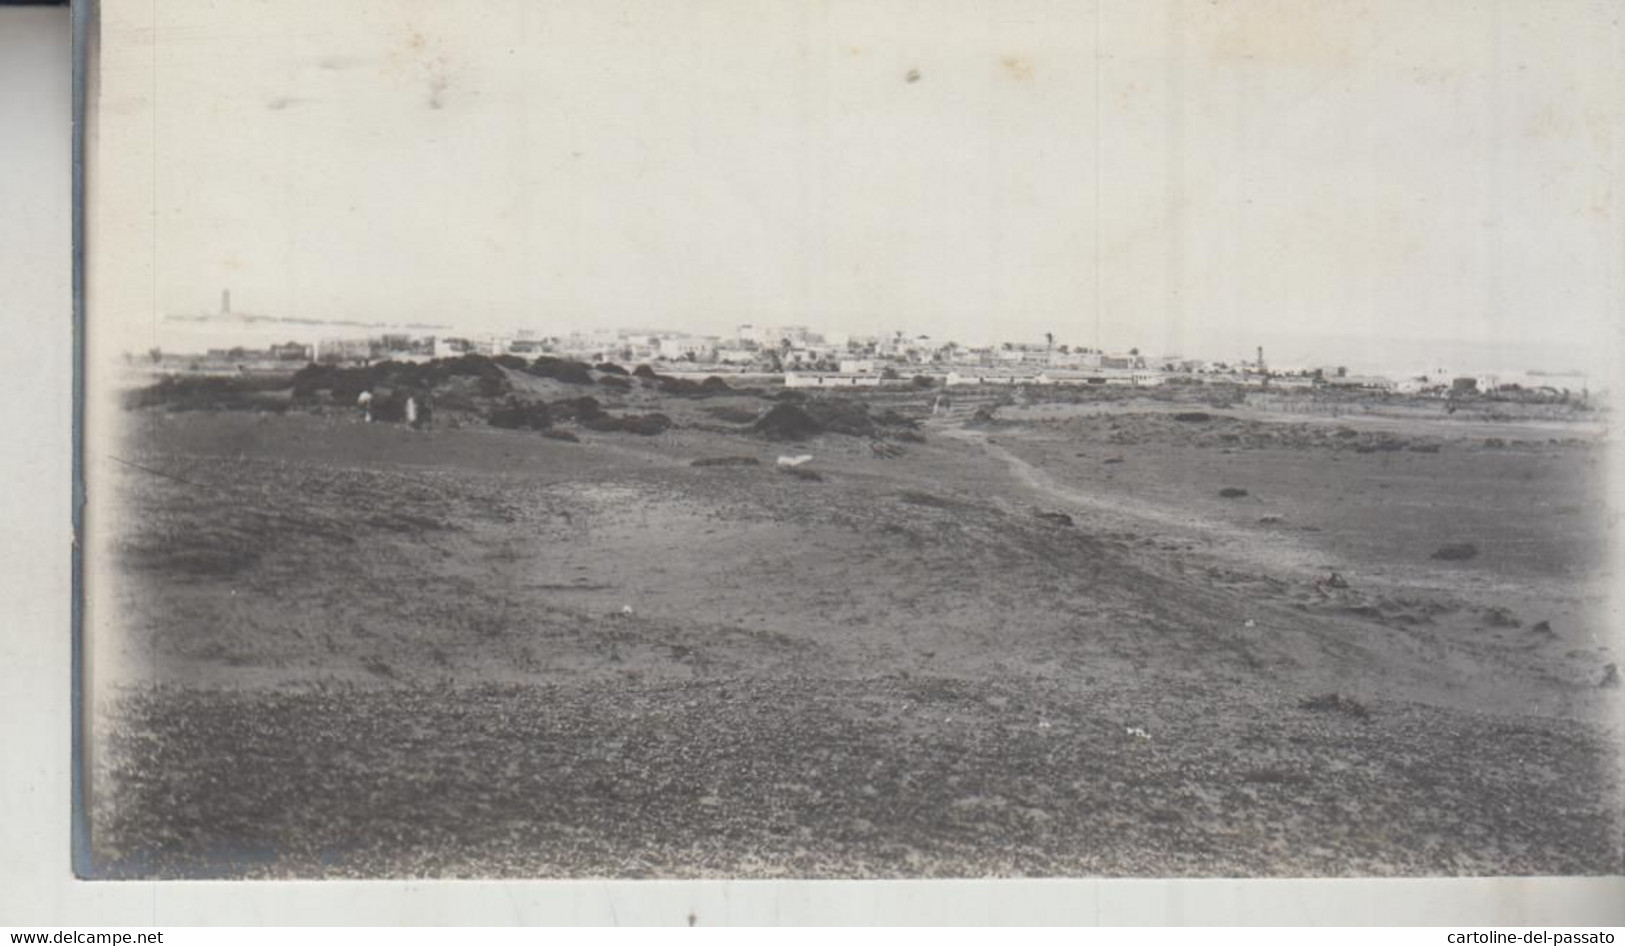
[{"left": 88, "top": 381, "right": 1623, "bottom": 877}]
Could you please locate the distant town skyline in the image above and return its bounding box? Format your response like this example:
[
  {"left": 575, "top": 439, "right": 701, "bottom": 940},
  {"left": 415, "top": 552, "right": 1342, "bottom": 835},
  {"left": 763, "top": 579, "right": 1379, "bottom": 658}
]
[
  {"left": 149, "top": 293, "right": 1601, "bottom": 382},
  {"left": 93, "top": 0, "right": 1622, "bottom": 382}
]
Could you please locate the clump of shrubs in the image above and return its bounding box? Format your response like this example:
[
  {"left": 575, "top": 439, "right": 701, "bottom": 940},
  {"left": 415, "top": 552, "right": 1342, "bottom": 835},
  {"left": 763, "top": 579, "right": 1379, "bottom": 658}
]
[
  {"left": 704, "top": 405, "right": 761, "bottom": 424},
  {"left": 583, "top": 412, "right": 673, "bottom": 436},
  {"left": 526, "top": 356, "right": 596, "bottom": 386},
  {"left": 124, "top": 375, "right": 291, "bottom": 413},
  {"left": 486, "top": 398, "right": 552, "bottom": 431},
  {"left": 1297, "top": 693, "right": 1372, "bottom": 721},
  {"left": 549, "top": 396, "right": 604, "bottom": 422},
  {"left": 1431, "top": 542, "right": 1479, "bottom": 562},
  {"left": 291, "top": 354, "right": 511, "bottom": 402}
]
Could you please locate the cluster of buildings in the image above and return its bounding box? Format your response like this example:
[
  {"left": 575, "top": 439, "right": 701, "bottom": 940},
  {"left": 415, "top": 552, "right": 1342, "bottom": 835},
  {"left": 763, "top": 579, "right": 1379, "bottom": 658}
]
[{"left": 147, "top": 293, "right": 1588, "bottom": 397}]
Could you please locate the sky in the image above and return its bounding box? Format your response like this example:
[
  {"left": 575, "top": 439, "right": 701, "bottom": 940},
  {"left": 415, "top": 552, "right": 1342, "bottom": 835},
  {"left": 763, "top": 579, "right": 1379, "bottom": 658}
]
[{"left": 91, "top": 0, "right": 1623, "bottom": 375}]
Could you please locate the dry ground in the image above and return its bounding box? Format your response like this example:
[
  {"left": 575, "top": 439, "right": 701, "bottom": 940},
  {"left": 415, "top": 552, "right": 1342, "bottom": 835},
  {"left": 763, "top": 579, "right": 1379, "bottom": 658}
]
[{"left": 87, "top": 386, "right": 1623, "bottom": 877}]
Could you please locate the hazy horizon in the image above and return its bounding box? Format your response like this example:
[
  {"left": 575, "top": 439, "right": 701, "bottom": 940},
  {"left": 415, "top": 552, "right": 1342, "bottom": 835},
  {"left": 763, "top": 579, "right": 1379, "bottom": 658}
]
[{"left": 94, "top": 0, "right": 1624, "bottom": 381}]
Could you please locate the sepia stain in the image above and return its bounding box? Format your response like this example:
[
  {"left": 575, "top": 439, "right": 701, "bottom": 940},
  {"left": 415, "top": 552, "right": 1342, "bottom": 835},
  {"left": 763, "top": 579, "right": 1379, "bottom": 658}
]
[
  {"left": 1409, "top": 65, "right": 1456, "bottom": 86},
  {"left": 1001, "top": 55, "right": 1035, "bottom": 83},
  {"left": 427, "top": 73, "right": 451, "bottom": 110},
  {"left": 1522, "top": 102, "right": 1570, "bottom": 141},
  {"left": 267, "top": 96, "right": 312, "bottom": 111},
  {"left": 316, "top": 55, "right": 365, "bottom": 72},
  {"left": 387, "top": 25, "right": 458, "bottom": 110},
  {"left": 1199, "top": 0, "right": 1364, "bottom": 71},
  {"left": 905, "top": 68, "right": 921, "bottom": 83}
]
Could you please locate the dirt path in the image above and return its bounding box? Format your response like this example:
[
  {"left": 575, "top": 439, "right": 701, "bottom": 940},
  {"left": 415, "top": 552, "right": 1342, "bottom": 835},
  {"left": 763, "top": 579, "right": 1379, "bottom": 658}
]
[{"left": 936, "top": 424, "right": 1330, "bottom": 579}]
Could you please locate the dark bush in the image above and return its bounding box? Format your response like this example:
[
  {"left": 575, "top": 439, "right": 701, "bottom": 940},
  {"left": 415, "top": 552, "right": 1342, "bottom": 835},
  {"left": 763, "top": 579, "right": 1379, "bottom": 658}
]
[
  {"left": 598, "top": 375, "right": 632, "bottom": 390},
  {"left": 528, "top": 356, "right": 596, "bottom": 385},
  {"left": 595, "top": 363, "right": 630, "bottom": 376},
  {"left": 755, "top": 403, "right": 823, "bottom": 440},
  {"left": 707, "top": 406, "right": 759, "bottom": 425},
  {"left": 873, "top": 409, "right": 919, "bottom": 429},
  {"left": 542, "top": 429, "right": 579, "bottom": 442},
  {"left": 432, "top": 389, "right": 479, "bottom": 413},
  {"left": 124, "top": 375, "right": 291, "bottom": 413},
  {"left": 1298, "top": 693, "right": 1372, "bottom": 721},
  {"left": 804, "top": 398, "right": 875, "bottom": 436},
  {"left": 486, "top": 398, "right": 552, "bottom": 431},
  {"left": 372, "top": 390, "right": 410, "bottom": 424},
  {"left": 547, "top": 396, "right": 604, "bottom": 422},
  {"left": 427, "top": 354, "right": 503, "bottom": 382},
  {"left": 657, "top": 375, "right": 712, "bottom": 397},
  {"left": 332, "top": 373, "right": 373, "bottom": 404},
  {"left": 582, "top": 412, "right": 672, "bottom": 436},
  {"left": 621, "top": 412, "right": 672, "bottom": 435},
  {"left": 291, "top": 363, "right": 336, "bottom": 399},
  {"left": 1218, "top": 487, "right": 1249, "bottom": 499},
  {"left": 692, "top": 456, "right": 760, "bottom": 467},
  {"left": 632, "top": 364, "right": 658, "bottom": 379},
  {"left": 1173, "top": 412, "right": 1212, "bottom": 422},
  {"left": 912, "top": 375, "right": 936, "bottom": 389},
  {"left": 1432, "top": 542, "right": 1479, "bottom": 561}
]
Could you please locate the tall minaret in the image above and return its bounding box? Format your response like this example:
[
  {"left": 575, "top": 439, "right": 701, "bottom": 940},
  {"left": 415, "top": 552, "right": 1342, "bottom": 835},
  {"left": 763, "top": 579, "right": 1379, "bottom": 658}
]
[{"left": 221, "top": 289, "right": 231, "bottom": 316}]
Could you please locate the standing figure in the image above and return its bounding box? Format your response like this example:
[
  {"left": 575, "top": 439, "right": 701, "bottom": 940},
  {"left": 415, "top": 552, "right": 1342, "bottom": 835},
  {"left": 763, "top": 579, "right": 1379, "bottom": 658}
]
[
  {"left": 357, "top": 389, "right": 373, "bottom": 423},
  {"left": 405, "top": 395, "right": 419, "bottom": 428}
]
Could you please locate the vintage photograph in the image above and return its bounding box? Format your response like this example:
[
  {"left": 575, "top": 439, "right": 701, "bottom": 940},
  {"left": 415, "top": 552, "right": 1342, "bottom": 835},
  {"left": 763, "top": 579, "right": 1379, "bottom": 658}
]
[{"left": 82, "top": 0, "right": 1622, "bottom": 878}]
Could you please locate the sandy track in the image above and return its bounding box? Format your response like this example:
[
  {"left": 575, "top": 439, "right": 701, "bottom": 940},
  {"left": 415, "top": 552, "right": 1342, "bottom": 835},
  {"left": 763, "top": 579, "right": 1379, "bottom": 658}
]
[{"left": 939, "top": 424, "right": 1332, "bottom": 579}]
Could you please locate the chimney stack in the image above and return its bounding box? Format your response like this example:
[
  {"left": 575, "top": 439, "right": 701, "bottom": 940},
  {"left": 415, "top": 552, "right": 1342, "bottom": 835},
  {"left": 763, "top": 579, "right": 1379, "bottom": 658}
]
[{"left": 1256, "top": 345, "right": 1265, "bottom": 371}]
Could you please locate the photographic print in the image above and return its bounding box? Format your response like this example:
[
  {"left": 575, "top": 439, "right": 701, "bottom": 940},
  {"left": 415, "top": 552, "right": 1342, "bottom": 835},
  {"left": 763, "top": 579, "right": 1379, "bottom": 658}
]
[{"left": 81, "top": 0, "right": 1623, "bottom": 879}]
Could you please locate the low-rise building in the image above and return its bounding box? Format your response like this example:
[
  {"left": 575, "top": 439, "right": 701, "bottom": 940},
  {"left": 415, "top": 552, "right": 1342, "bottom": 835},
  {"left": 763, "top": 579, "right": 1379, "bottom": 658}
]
[{"left": 658, "top": 335, "right": 718, "bottom": 361}]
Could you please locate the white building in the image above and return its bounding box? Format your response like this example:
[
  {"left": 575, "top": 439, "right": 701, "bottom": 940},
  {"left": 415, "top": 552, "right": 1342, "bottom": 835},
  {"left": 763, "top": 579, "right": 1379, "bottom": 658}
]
[
  {"left": 717, "top": 349, "right": 759, "bottom": 366},
  {"left": 658, "top": 336, "right": 718, "bottom": 361}
]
